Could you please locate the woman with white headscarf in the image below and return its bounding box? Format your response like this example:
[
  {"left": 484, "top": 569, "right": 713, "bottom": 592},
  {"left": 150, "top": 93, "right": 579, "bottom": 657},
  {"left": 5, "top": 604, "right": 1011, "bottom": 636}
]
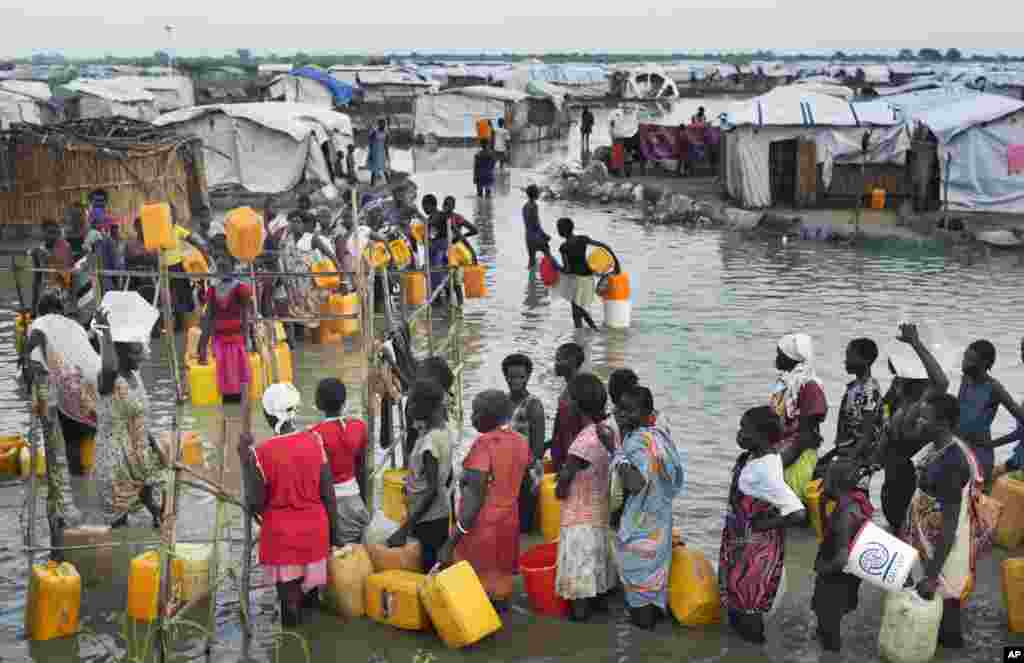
[
  {"left": 769, "top": 333, "right": 828, "bottom": 499},
  {"left": 238, "top": 383, "right": 341, "bottom": 628}
]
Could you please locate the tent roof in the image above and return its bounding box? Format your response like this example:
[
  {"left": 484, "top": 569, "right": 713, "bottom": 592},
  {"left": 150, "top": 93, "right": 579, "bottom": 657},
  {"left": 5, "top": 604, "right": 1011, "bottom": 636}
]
[
  {"left": 63, "top": 79, "right": 155, "bottom": 103},
  {"left": 438, "top": 85, "right": 529, "bottom": 103},
  {"left": 0, "top": 80, "right": 51, "bottom": 101},
  {"left": 725, "top": 86, "right": 899, "bottom": 128},
  {"left": 154, "top": 102, "right": 353, "bottom": 140},
  {"left": 911, "top": 92, "right": 1024, "bottom": 143}
]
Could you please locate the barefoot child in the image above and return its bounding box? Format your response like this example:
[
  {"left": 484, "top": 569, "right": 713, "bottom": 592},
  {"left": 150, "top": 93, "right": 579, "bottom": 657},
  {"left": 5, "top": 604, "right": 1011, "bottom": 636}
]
[{"left": 812, "top": 457, "right": 873, "bottom": 652}]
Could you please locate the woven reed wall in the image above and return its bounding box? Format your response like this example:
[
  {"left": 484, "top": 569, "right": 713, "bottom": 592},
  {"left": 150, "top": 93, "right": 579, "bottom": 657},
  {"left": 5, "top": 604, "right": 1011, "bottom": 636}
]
[{"left": 0, "top": 141, "right": 204, "bottom": 227}]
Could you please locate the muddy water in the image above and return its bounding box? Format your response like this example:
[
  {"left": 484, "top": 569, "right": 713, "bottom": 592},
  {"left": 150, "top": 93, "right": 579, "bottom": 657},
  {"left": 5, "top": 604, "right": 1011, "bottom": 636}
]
[{"left": 3, "top": 115, "right": 1024, "bottom": 662}]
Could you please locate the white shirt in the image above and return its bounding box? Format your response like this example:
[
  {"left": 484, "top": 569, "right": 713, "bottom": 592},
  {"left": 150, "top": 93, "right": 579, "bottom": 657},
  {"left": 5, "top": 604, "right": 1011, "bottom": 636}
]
[
  {"left": 738, "top": 453, "right": 805, "bottom": 516},
  {"left": 493, "top": 128, "right": 510, "bottom": 153}
]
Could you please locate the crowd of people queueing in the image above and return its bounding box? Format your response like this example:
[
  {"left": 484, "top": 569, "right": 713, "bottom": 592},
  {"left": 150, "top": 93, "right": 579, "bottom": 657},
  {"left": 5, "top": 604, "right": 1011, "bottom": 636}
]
[{"left": 241, "top": 323, "right": 1024, "bottom": 653}]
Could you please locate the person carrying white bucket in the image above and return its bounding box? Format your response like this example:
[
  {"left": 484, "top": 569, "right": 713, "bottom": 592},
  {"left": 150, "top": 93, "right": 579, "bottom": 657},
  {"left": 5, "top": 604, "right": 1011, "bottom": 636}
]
[
  {"left": 542, "top": 217, "right": 621, "bottom": 331},
  {"left": 812, "top": 458, "right": 916, "bottom": 652}
]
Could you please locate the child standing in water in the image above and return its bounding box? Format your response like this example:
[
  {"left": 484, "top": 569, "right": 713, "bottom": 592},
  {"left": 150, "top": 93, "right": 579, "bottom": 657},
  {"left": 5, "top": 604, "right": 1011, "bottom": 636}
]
[
  {"left": 957, "top": 339, "right": 1024, "bottom": 484},
  {"left": 548, "top": 343, "right": 586, "bottom": 473},
  {"left": 522, "top": 185, "right": 550, "bottom": 270},
  {"left": 816, "top": 338, "right": 881, "bottom": 481},
  {"left": 812, "top": 458, "right": 873, "bottom": 652},
  {"left": 719, "top": 406, "right": 806, "bottom": 645}
]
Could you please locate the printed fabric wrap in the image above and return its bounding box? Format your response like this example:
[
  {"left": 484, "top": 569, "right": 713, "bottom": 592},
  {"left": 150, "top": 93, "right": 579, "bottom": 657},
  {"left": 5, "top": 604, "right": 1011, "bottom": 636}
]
[{"left": 612, "top": 425, "right": 685, "bottom": 609}]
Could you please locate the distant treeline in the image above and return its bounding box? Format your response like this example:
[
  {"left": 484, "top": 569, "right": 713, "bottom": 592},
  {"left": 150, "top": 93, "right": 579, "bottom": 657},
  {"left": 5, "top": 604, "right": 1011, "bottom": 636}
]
[{"left": 12, "top": 49, "right": 1024, "bottom": 76}]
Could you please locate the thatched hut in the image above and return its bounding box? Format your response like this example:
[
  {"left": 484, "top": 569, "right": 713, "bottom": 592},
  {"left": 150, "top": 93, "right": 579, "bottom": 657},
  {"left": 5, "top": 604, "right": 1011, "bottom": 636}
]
[{"left": 0, "top": 118, "right": 208, "bottom": 236}]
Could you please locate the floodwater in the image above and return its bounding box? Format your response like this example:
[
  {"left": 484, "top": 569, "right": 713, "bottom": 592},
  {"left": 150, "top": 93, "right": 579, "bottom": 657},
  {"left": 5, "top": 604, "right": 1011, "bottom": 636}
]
[{"left": 3, "top": 110, "right": 1024, "bottom": 663}]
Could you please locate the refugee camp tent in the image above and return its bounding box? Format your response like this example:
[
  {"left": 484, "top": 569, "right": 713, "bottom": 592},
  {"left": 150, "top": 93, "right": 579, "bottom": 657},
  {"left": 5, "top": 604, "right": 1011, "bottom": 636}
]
[
  {"left": 105, "top": 75, "right": 195, "bottom": 112},
  {"left": 60, "top": 79, "right": 159, "bottom": 121},
  {"left": 721, "top": 86, "right": 906, "bottom": 208},
  {"left": 328, "top": 66, "right": 436, "bottom": 103},
  {"left": 264, "top": 68, "right": 354, "bottom": 108},
  {"left": 414, "top": 85, "right": 543, "bottom": 142},
  {"left": 154, "top": 102, "right": 353, "bottom": 194},
  {"left": 610, "top": 65, "right": 679, "bottom": 99},
  {"left": 503, "top": 64, "right": 609, "bottom": 98},
  {"left": 0, "top": 81, "right": 57, "bottom": 127},
  {"left": 885, "top": 87, "right": 1024, "bottom": 213}
]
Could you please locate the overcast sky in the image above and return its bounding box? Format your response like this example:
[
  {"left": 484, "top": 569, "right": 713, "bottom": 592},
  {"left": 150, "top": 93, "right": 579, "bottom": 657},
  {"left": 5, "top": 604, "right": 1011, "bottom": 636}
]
[{"left": 4, "top": 1, "right": 1024, "bottom": 58}]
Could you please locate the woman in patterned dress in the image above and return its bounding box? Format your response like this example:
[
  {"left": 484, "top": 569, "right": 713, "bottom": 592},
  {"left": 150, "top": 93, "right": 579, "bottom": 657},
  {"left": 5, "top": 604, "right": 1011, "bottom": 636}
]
[
  {"left": 555, "top": 373, "right": 620, "bottom": 622},
  {"left": 719, "top": 406, "right": 806, "bottom": 644},
  {"left": 93, "top": 308, "right": 164, "bottom": 528},
  {"left": 611, "top": 386, "right": 685, "bottom": 630}
]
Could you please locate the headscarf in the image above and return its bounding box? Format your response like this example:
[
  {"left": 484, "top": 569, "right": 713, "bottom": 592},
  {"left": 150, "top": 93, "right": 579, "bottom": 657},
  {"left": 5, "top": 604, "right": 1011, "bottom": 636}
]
[
  {"left": 773, "top": 333, "right": 823, "bottom": 419},
  {"left": 263, "top": 382, "right": 301, "bottom": 434}
]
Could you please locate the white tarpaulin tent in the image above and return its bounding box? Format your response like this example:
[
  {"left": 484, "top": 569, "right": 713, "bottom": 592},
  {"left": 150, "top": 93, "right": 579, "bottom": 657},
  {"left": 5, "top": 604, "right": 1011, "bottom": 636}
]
[
  {"left": 413, "top": 86, "right": 530, "bottom": 141},
  {"left": 154, "top": 103, "right": 353, "bottom": 194},
  {"left": 107, "top": 76, "right": 195, "bottom": 112},
  {"left": 890, "top": 89, "right": 1024, "bottom": 213},
  {"left": 62, "top": 79, "right": 158, "bottom": 121},
  {"left": 723, "top": 86, "right": 906, "bottom": 208},
  {"left": 265, "top": 75, "right": 335, "bottom": 108},
  {"left": 0, "top": 81, "right": 54, "bottom": 127}
]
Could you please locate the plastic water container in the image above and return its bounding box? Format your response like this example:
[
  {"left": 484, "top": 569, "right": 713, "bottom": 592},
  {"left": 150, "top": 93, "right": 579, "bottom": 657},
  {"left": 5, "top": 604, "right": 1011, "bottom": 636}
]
[
  {"left": 1003, "top": 558, "right": 1024, "bottom": 632},
  {"left": 338, "top": 294, "right": 360, "bottom": 337},
  {"left": 128, "top": 552, "right": 161, "bottom": 622},
  {"left": 63, "top": 526, "right": 113, "bottom": 587},
  {"left": 26, "top": 561, "right": 81, "bottom": 641},
  {"left": 602, "top": 273, "right": 631, "bottom": 301},
  {"left": 539, "top": 473, "right": 561, "bottom": 543},
  {"left": 587, "top": 247, "right": 614, "bottom": 274},
  {"left": 182, "top": 247, "right": 209, "bottom": 275},
  {"left": 247, "top": 353, "right": 265, "bottom": 402},
  {"left": 140, "top": 202, "right": 173, "bottom": 252},
  {"left": 326, "top": 544, "right": 375, "bottom": 618},
  {"left": 403, "top": 272, "right": 427, "bottom": 306},
  {"left": 171, "top": 544, "right": 211, "bottom": 603},
  {"left": 805, "top": 479, "right": 836, "bottom": 544},
  {"left": 993, "top": 476, "right": 1024, "bottom": 548},
  {"left": 878, "top": 589, "right": 942, "bottom": 663},
  {"left": 188, "top": 361, "right": 222, "bottom": 407},
  {"left": 225, "top": 207, "right": 265, "bottom": 263},
  {"left": 382, "top": 469, "right": 408, "bottom": 523},
  {"left": 420, "top": 561, "right": 502, "bottom": 648},
  {"left": 668, "top": 544, "right": 722, "bottom": 626},
  {"left": 19, "top": 446, "right": 45, "bottom": 479},
  {"left": 463, "top": 265, "right": 487, "bottom": 299},
  {"left": 312, "top": 260, "right": 341, "bottom": 290},
  {"left": 411, "top": 222, "right": 426, "bottom": 243},
  {"left": 871, "top": 188, "right": 887, "bottom": 210},
  {"left": 273, "top": 343, "right": 294, "bottom": 384},
  {"left": 365, "top": 570, "right": 430, "bottom": 631},
  {"left": 448, "top": 243, "right": 473, "bottom": 268},
  {"left": 519, "top": 542, "right": 569, "bottom": 617},
  {"left": 366, "top": 242, "right": 390, "bottom": 270},
  {"left": 366, "top": 540, "right": 422, "bottom": 573},
  {"left": 604, "top": 299, "right": 631, "bottom": 329},
  {"left": 540, "top": 256, "right": 559, "bottom": 287},
  {"left": 0, "top": 435, "right": 24, "bottom": 475},
  {"left": 389, "top": 239, "right": 412, "bottom": 269},
  {"left": 846, "top": 521, "right": 918, "bottom": 592}
]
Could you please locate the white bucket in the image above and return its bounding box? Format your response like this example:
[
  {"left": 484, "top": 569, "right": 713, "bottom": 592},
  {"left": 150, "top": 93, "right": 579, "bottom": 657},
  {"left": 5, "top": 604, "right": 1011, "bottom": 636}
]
[
  {"left": 844, "top": 520, "right": 918, "bottom": 592},
  {"left": 604, "top": 299, "right": 631, "bottom": 329}
]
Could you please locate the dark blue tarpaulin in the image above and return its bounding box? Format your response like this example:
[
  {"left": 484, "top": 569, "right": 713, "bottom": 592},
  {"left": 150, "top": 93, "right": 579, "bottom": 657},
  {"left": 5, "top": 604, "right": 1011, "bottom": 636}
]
[{"left": 290, "top": 66, "right": 355, "bottom": 106}]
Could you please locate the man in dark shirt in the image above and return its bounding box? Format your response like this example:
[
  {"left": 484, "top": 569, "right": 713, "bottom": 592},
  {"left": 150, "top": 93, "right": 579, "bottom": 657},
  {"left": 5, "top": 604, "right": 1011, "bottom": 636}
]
[{"left": 580, "top": 106, "right": 595, "bottom": 155}]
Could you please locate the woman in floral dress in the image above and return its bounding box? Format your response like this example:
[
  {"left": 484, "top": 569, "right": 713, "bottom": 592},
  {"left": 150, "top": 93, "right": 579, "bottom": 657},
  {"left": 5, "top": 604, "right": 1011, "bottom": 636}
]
[
  {"left": 555, "top": 373, "right": 620, "bottom": 622},
  {"left": 93, "top": 309, "right": 164, "bottom": 528}
]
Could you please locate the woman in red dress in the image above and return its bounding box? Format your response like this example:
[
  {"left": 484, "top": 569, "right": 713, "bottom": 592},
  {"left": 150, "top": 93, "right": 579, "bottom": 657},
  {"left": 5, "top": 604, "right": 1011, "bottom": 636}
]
[
  {"left": 198, "top": 236, "right": 253, "bottom": 403},
  {"left": 239, "top": 383, "right": 341, "bottom": 627},
  {"left": 440, "top": 390, "right": 530, "bottom": 607}
]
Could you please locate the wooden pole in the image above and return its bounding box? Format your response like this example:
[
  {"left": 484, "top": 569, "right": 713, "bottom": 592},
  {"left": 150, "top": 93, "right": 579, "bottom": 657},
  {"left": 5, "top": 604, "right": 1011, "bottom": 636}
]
[
  {"left": 24, "top": 411, "right": 39, "bottom": 586},
  {"left": 156, "top": 251, "right": 184, "bottom": 663},
  {"left": 238, "top": 380, "right": 254, "bottom": 663},
  {"left": 363, "top": 251, "right": 376, "bottom": 513}
]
